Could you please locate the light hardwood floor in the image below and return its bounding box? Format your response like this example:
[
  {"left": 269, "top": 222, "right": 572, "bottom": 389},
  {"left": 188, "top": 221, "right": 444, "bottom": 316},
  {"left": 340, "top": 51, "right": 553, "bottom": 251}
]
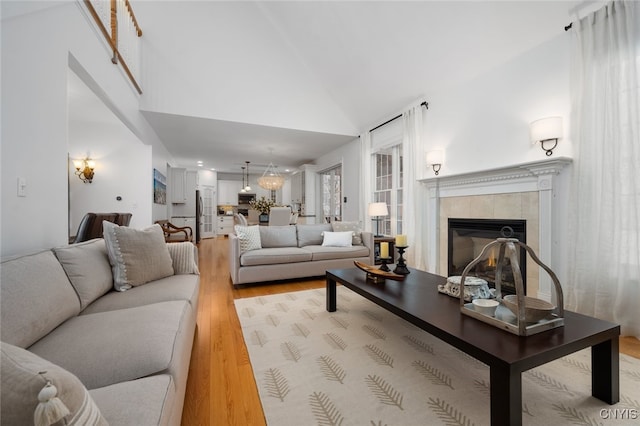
[{"left": 181, "top": 237, "right": 640, "bottom": 425}]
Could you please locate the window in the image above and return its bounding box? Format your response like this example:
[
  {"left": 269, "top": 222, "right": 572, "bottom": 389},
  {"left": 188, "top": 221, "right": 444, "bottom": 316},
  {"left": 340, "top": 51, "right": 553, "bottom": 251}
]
[
  {"left": 373, "top": 146, "right": 402, "bottom": 235},
  {"left": 321, "top": 165, "right": 342, "bottom": 223}
]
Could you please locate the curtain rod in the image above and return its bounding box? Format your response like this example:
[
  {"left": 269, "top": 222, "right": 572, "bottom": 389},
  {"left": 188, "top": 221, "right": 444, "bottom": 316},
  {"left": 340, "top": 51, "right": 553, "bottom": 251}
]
[{"left": 369, "top": 101, "right": 428, "bottom": 133}]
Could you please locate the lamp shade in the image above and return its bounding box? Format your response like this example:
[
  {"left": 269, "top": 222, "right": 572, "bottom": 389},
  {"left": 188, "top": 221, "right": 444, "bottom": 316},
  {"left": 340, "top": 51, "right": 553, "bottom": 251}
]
[
  {"left": 426, "top": 150, "right": 443, "bottom": 165},
  {"left": 368, "top": 202, "right": 388, "bottom": 217},
  {"left": 530, "top": 117, "right": 562, "bottom": 142}
]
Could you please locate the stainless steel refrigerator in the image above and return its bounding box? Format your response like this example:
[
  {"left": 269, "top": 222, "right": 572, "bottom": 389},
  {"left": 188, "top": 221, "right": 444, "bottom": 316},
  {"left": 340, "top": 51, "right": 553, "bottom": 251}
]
[{"left": 195, "top": 190, "right": 203, "bottom": 243}]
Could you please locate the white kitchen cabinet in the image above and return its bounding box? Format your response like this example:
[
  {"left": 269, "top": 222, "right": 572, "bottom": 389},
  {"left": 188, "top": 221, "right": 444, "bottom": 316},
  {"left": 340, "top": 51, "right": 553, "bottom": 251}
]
[
  {"left": 290, "top": 172, "right": 302, "bottom": 204},
  {"left": 218, "top": 180, "right": 242, "bottom": 205},
  {"left": 291, "top": 165, "right": 317, "bottom": 216},
  {"left": 217, "top": 216, "right": 234, "bottom": 236},
  {"left": 170, "top": 167, "right": 187, "bottom": 203}
]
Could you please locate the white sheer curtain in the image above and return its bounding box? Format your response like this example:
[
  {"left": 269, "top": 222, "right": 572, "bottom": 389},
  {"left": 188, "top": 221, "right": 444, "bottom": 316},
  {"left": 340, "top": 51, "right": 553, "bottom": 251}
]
[
  {"left": 402, "top": 106, "right": 427, "bottom": 270},
  {"left": 566, "top": 1, "right": 640, "bottom": 336},
  {"left": 359, "top": 132, "right": 372, "bottom": 232}
]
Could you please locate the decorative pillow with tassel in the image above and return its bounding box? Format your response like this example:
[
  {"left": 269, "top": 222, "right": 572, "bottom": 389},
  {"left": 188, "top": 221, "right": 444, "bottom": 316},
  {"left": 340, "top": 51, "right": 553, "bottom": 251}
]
[{"left": 0, "top": 342, "right": 107, "bottom": 425}]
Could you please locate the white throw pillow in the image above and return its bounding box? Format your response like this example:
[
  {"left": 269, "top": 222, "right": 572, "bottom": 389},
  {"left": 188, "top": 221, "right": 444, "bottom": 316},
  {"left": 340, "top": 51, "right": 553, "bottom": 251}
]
[
  {"left": 332, "top": 221, "right": 363, "bottom": 245},
  {"left": 103, "top": 221, "right": 174, "bottom": 291},
  {"left": 235, "top": 225, "right": 262, "bottom": 253},
  {"left": 321, "top": 231, "right": 353, "bottom": 247}
]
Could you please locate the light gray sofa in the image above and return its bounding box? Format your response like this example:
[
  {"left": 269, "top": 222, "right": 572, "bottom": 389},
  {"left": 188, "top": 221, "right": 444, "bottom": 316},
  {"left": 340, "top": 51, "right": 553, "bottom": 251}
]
[
  {"left": 0, "top": 237, "right": 199, "bottom": 426},
  {"left": 229, "top": 223, "right": 374, "bottom": 286}
]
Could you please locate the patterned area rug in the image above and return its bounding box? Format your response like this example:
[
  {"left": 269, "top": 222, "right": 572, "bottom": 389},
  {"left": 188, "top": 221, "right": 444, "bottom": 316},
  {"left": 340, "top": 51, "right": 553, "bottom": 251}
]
[{"left": 235, "top": 287, "right": 640, "bottom": 425}]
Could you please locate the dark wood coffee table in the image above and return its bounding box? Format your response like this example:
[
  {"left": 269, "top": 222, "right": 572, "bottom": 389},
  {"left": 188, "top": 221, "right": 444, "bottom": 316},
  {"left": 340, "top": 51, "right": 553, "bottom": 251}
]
[{"left": 326, "top": 267, "right": 620, "bottom": 426}]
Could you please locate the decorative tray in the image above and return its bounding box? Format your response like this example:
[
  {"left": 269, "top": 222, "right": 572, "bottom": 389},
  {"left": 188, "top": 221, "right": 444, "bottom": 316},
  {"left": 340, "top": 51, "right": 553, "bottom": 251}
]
[
  {"left": 461, "top": 302, "right": 564, "bottom": 336},
  {"left": 354, "top": 261, "right": 406, "bottom": 281}
]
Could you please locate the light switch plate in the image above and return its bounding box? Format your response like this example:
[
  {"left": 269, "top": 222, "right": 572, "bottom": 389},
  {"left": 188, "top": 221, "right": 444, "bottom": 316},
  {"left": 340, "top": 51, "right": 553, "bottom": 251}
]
[{"left": 17, "top": 177, "right": 26, "bottom": 197}]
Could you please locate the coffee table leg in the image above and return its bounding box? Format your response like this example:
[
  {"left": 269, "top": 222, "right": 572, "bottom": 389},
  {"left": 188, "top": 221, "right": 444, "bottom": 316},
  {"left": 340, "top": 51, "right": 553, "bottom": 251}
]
[
  {"left": 592, "top": 338, "right": 619, "bottom": 404},
  {"left": 490, "top": 367, "right": 521, "bottom": 426},
  {"left": 326, "top": 276, "right": 337, "bottom": 312}
]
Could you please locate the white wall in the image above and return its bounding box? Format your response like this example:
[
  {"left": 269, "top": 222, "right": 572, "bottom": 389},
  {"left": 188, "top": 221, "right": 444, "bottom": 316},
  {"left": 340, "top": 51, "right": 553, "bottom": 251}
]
[
  {"left": 137, "top": 1, "right": 357, "bottom": 136},
  {"left": 314, "top": 33, "right": 572, "bottom": 285},
  {"left": 421, "top": 33, "right": 572, "bottom": 286},
  {"left": 68, "top": 123, "right": 152, "bottom": 234},
  {"left": 424, "top": 34, "right": 571, "bottom": 175},
  {"left": 314, "top": 138, "right": 361, "bottom": 223},
  {"left": 1, "top": 1, "right": 174, "bottom": 257}
]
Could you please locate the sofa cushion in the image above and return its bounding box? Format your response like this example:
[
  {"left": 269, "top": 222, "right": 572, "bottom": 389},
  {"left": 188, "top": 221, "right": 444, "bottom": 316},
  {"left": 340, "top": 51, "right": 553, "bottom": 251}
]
[
  {"left": 240, "top": 247, "right": 312, "bottom": 266},
  {"left": 80, "top": 274, "right": 199, "bottom": 315},
  {"left": 1, "top": 342, "right": 107, "bottom": 426},
  {"left": 322, "top": 231, "right": 353, "bottom": 247},
  {"left": 259, "top": 225, "right": 297, "bottom": 248},
  {"left": 332, "top": 221, "right": 363, "bottom": 245},
  {"left": 90, "top": 375, "right": 174, "bottom": 426},
  {"left": 53, "top": 239, "right": 113, "bottom": 310},
  {"left": 1, "top": 250, "right": 81, "bottom": 348},
  {"left": 296, "top": 224, "right": 332, "bottom": 247},
  {"left": 303, "top": 245, "right": 371, "bottom": 261},
  {"left": 29, "top": 300, "right": 191, "bottom": 390},
  {"left": 234, "top": 225, "right": 262, "bottom": 253},
  {"left": 166, "top": 242, "right": 200, "bottom": 275},
  {"left": 103, "top": 222, "right": 174, "bottom": 291}
]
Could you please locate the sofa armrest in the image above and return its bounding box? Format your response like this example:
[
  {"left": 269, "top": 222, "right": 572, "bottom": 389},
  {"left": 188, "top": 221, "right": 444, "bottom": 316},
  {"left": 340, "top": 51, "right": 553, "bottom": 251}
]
[
  {"left": 228, "top": 233, "right": 240, "bottom": 284},
  {"left": 361, "top": 231, "right": 375, "bottom": 265}
]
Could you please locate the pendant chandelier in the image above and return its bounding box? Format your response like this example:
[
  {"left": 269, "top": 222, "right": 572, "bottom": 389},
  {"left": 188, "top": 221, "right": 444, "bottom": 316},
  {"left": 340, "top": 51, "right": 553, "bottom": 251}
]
[
  {"left": 240, "top": 166, "right": 247, "bottom": 193},
  {"left": 258, "top": 163, "right": 285, "bottom": 190},
  {"left": 244, "top": 161, "right": 251, "bottom": 192}
]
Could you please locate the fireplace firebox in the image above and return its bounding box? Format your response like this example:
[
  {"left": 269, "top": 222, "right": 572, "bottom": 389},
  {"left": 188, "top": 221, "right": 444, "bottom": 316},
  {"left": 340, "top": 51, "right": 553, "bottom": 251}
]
[{"left": 448, "top": 218, "right": 526, "bottom": 295}]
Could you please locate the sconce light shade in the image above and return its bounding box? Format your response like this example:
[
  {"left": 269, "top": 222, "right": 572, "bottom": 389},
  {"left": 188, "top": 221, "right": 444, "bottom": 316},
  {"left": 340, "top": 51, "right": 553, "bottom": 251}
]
[
  {"left": 530, "top": 117, "right": 562, "bottom": 156},
  {"left": 426, "top": 150, "right": 443, "bottom": 175},
  {"left": 73, "top": 158, "right": 95, "bottom": 183}
]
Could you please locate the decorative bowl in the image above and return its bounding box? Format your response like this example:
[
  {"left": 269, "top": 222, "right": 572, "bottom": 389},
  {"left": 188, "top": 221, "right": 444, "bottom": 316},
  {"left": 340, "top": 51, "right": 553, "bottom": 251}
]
[
  {"left": 472, "top": 299, "right": 499, "bottom": 316},
  {"left": 502, "top": 295, "right": 555, "bottom": 323}
]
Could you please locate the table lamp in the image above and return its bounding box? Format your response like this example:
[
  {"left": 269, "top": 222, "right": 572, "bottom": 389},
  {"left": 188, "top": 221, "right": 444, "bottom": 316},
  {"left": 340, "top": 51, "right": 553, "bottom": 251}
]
[{"left": 368, "top": 202, "right": 389, "bottom": 237}]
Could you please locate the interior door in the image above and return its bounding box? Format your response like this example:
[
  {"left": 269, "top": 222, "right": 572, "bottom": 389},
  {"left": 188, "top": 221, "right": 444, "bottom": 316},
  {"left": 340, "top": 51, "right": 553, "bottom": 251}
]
[
  {"left": 201, "top": 185, "right": 215, "bottom": 238},
  {"left": 321, "top": 165, "right": 342, "bottom": 223}
]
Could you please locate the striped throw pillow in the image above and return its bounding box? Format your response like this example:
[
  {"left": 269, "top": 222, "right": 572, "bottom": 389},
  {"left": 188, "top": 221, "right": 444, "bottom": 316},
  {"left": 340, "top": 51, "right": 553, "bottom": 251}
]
[{"left": 166, "top": 242, "right": 200, "bottom": 275}]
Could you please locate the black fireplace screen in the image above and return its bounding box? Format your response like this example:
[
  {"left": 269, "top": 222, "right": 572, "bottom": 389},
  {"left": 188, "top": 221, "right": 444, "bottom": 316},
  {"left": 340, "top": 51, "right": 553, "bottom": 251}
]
[{"left": 448, "top": 218, "right": 526, "bottom": 295}]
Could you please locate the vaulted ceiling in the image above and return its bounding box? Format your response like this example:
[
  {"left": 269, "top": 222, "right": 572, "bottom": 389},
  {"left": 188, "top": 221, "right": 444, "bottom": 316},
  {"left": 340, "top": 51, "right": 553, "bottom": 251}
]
[{"left": 119, "top": 2, "right": 575, "bottom": 172}]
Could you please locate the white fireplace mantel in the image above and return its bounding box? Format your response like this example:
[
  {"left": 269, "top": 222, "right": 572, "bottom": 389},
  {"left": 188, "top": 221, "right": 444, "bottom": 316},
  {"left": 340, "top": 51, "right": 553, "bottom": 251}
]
[{"left": 419, "top": 157, "right": 572, "bottom": 301}]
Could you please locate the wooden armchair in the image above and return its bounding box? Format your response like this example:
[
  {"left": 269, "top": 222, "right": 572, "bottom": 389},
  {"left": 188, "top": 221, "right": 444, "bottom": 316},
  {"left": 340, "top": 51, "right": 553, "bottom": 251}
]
[{"left": 155, "top": 220, "right": 193, "bottom": 243}]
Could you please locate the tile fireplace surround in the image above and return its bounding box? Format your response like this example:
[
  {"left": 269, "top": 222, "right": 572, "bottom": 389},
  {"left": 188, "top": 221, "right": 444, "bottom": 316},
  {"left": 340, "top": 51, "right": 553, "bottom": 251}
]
[{"left": 420, "top": 157, "right": 572, "bottom": 302}]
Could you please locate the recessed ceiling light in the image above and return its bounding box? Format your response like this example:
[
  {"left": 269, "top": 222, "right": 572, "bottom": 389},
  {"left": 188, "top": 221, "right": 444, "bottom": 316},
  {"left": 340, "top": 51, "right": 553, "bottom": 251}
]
[
  {"left": 210, "top": 168, "right": 215, "bottom": 171},
  {"left": 285, "top": 169, "right": 290, "bottom": 172}
]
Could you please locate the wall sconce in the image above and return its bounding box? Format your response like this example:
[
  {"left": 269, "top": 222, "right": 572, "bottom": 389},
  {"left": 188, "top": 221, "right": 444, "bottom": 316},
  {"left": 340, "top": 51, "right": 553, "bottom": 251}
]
[
  {"left": 530, "top": 116, "right": 562, "bottom": 156},
  {"left": 426, "top": 150, "right": 443, "bottom": 175},
  {"left": 368, "top": 202, "right": 389, "bottom": 237},
  {"left": 73, "top": 158, "right": 95, "bottom": 183}
]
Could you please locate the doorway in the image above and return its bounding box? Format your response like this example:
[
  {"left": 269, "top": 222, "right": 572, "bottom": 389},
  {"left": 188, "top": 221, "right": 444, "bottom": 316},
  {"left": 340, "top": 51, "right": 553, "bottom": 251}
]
[{"left": 320, "top": 165, "right": 342, "bottom": 223}]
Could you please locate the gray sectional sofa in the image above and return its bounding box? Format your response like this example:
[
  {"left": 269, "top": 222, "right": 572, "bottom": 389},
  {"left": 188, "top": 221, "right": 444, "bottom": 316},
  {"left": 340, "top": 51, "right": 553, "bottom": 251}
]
[
  {"left": 1, "top": 234, "right": 199, "bottom": 426},
  {"left": 229, "top": 223, "right": 374, "bottom": 286}
]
